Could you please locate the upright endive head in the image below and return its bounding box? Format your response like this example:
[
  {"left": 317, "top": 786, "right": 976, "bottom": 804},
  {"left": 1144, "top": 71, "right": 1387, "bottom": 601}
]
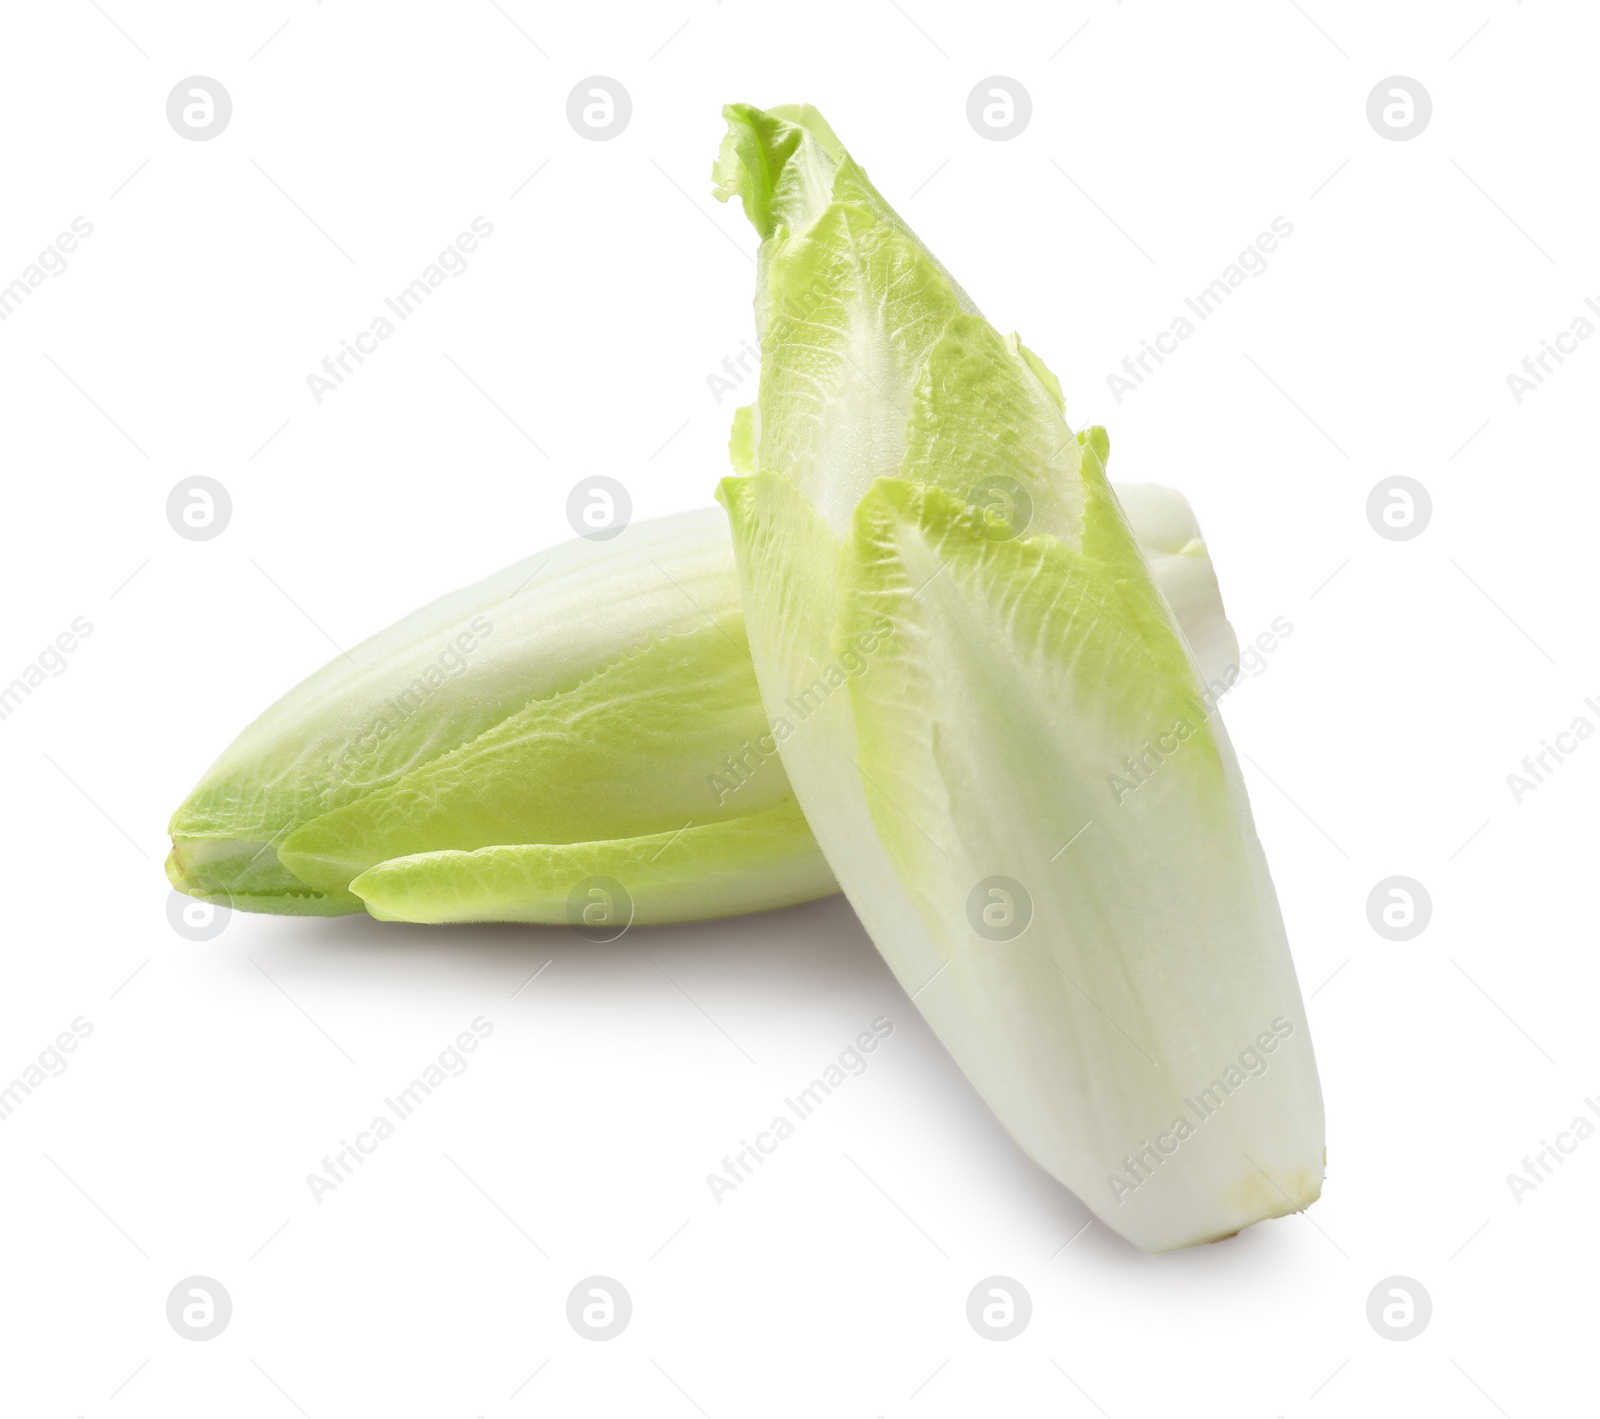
[
  {"left": 712, "top": 103, "right": 1324, "bottom": 1253},
  {"left": 713, "top": 103, "right": 1086, "bottom": 545}
]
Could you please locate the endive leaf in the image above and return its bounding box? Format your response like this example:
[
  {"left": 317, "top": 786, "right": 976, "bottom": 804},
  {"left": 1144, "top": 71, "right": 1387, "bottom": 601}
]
[
  {"left": 276, "top": 610, "right": 777, "bottom": 898},
  {"left": 350, "top": 795, "right": 832, "bottom": 925},
  {"left": 714, "top": 102, "right": 1322, "bottom": 1251}
]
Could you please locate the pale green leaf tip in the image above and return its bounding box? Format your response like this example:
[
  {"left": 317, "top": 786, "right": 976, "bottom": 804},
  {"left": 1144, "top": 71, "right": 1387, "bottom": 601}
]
[{"left": 712, "top": 102, "right": 847, "bottom": 237}]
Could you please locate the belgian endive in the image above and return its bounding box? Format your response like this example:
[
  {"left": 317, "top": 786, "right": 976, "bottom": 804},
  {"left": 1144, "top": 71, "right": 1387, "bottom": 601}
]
[
  {"left": 711, "top": 102, "right": 1324, "bottom": 1251},
  {"left": 168, "top": 489, "right": 1234, "bottom": 929}
]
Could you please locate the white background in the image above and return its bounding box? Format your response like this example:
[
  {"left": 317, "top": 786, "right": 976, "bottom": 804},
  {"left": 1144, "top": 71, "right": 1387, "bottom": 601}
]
[{"left": 1, "top": 1, "right": 1593, "bottom": 1415}]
